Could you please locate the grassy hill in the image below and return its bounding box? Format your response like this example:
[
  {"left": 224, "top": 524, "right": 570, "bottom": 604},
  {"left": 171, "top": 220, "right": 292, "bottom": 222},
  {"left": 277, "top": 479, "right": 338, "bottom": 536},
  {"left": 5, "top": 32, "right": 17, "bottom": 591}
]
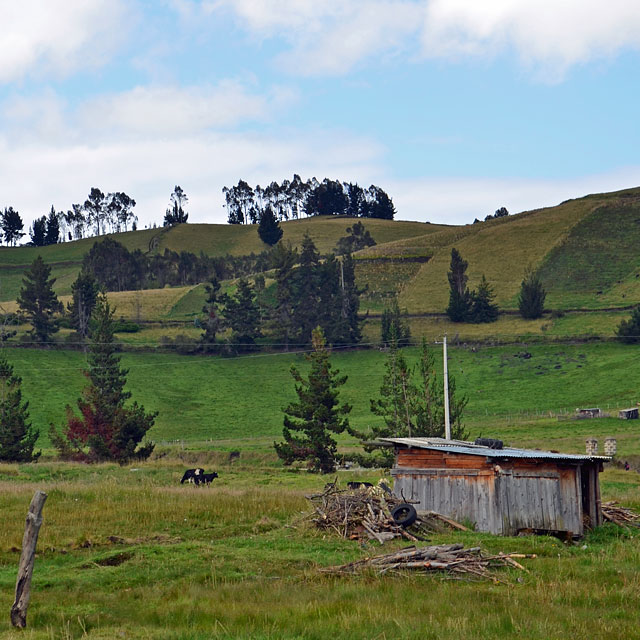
[{"left": 3, "top": 187, "right": 640, "bottom": 341}]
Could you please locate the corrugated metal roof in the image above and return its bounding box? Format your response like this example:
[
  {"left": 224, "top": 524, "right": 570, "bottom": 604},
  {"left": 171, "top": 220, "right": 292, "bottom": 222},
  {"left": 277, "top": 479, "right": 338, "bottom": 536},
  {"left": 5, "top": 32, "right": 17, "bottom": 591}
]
[{"left": 378, "top": 437, "right": 610, "bottom": 462}]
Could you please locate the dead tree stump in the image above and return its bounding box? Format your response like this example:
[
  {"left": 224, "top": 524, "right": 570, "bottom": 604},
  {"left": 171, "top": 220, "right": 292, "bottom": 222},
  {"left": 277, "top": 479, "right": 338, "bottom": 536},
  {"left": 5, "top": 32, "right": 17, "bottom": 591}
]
[{"left": 11, "top": 490, "right": 47, "bottom": 629}]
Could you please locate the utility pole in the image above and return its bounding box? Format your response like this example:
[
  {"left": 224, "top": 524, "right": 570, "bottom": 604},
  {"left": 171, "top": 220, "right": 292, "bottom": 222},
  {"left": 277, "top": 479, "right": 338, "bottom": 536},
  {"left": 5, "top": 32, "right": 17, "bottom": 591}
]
[{"left": 436, "top": 335, "right": 451, "bottom": 440}]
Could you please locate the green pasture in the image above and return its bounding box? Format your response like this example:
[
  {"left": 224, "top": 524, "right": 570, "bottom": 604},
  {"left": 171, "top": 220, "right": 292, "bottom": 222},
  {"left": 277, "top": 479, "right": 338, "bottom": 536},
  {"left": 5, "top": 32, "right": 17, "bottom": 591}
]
[
  {"left": 538, "top": 200, "right": 640, "bottom": 309},
  {"left": 5, "top": 340, "right": 640, "bottom": 458},
  {"left": 0, "top": 459, "right": 639, "bottom": 639}
]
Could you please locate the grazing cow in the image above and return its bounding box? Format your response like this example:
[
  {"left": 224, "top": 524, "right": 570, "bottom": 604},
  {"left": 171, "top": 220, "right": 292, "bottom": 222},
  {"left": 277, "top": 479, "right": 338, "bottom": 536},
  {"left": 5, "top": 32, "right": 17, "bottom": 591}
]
[
  {"left": 180, "top": 468, "right": 205, "bottom": 484},
  {"left": 194, "top": 472, "right": 219, "bottom": 486},
  {"left": 228, "top": 451, "right": 240, "bottom": 463},
  {"left": 347, "top": 481, "right": 373, "bottom": 490}
]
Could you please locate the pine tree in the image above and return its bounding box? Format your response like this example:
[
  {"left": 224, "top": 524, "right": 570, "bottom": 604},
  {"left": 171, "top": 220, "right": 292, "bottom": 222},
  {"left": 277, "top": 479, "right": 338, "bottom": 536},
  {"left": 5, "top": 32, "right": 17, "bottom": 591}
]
[
  {"left": 470, "top": 275, "right": 499, "bottom": 323},
  {"left": 380, "top": 298, "right": 410, "bottom": 347},
  {"left": 0, "top": 356, "right": 40, "bottom": 462},
  {"left": 292, "top": 233, "right": 321, "bottom": 344},
  {"left": 258, "top": 206, "right": 283, "bottom": 245},
  {"left": 518, "top": 267, "right": 546, "bottom": 319},
  {"left": 17, "top": 256, "right": 63, "bottom": 344},
  {"left": 274, "top": 327, "right": 351, "bottom": 473},
  {"left": 223, "top": 278, "right": 261, "bottom": 352},
  {"left": 446, "top": 248, "right": 472, "bottom": 322},
  {"left": 335, "top": 253, "right": 364, "bottom": 345},
  {"left": 270, "top": 242, "right": 298, "bottom": 351},
  {"left": 349, "top": 338, "right": 467, "bottom": 467},
  {"left": 45, "top": 206, "right": 60, "bottom": 245},
  {"left": 414, "top": 339, "right": 467, "bottom": 439},
  {"left": 68, "top": 270, "right": 100, "bottom": 339},
  {"left": 49, "top": 295, "right": 156, "bottom": 462},
  {"left": 201, "top": 278, "right": 224, "bottom": 353}
]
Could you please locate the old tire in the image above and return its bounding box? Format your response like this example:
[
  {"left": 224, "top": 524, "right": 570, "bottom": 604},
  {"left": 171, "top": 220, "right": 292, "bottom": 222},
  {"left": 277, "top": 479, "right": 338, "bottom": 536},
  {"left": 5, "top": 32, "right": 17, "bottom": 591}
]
[{"left": 391, "top": 503, "right": 417, "bottom": 527}]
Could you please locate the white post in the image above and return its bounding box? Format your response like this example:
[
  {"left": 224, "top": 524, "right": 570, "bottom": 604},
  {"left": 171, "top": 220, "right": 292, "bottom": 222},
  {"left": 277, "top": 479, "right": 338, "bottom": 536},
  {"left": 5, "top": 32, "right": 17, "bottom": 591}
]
[{"left": 443, "top": 335, "right": 451, "bottom": 440}]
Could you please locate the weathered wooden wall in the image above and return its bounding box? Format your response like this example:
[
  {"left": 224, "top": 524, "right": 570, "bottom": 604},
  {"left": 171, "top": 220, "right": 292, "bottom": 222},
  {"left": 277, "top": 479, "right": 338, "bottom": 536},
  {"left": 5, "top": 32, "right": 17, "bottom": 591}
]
[{"left": 392, "top": 449, "right": 584, "bottom": 536}]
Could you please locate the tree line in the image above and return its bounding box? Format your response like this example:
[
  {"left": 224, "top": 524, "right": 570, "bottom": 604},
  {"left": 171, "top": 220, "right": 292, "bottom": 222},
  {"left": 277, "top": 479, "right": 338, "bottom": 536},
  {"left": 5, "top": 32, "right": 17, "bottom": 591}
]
[
  {"left": 14, "top": 232, "right": 364, "bottom": 354},
  {"left": 223, "top": 176, "right": 396, "bottom": 225}
]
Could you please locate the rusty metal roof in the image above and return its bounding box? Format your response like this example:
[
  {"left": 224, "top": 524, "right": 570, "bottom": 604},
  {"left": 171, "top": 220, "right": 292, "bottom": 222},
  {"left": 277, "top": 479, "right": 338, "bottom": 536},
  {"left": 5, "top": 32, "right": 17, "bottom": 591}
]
[{"left": 378, "top": 437, "right": 610, "bottom": 462}]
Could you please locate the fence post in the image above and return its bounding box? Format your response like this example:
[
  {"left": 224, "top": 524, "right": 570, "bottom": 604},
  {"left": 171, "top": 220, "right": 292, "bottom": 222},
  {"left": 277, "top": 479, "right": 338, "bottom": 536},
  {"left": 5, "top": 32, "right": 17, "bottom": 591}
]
[{"left": 11, "top": 490, "right": 47, "bottom": 628}]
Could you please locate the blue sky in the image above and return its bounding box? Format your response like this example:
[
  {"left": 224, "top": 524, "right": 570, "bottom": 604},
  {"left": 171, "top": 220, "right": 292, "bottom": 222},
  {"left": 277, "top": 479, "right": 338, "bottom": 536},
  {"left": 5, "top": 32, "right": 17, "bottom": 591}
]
[{"left": 1, "top": 0, "right": 640, "bottom": 231}]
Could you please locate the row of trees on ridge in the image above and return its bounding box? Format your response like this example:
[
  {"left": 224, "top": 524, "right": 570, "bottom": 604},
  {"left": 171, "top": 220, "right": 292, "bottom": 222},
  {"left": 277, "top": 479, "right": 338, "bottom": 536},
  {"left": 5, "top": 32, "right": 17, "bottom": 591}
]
[{"left": 224, "top": 176, "right": 396, "bottom": 225}]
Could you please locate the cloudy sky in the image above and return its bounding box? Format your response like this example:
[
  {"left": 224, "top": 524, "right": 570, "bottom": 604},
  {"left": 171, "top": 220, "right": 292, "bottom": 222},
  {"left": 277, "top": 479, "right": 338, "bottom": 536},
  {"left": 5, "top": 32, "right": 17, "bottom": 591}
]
[{"left": 1, "top": 0, "right": 640, "bottom": 231}]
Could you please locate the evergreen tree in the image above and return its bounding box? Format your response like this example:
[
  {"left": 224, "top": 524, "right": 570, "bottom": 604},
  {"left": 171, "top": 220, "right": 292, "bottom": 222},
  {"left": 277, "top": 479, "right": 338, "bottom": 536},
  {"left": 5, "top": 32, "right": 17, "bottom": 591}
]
[
  {"left": 518, "top": 267, "right": 546, "bottom": 319},
  {"left": 201, "top": 278, "right": 224, "bottom": 352},
  {"left": 223, "top": 278, "right": 261, "bottom": 352},
  {"left": 292, "top": 233, "right": 321, "bottom": 344},
  {"left": 617, "top": 306, "right": 640, "bottom": 343},
  {"left": 29, "top": 216, "right": 47, "bottom": 246},
  {"left": 68, "top": 270, "right": 100, "bottom": 339},
  {"left": 164, "top": 186, "right": 189, "bottom": 226},
  {"left": 446, "top": 248, "right": 472, "bottom": 322},
  {"left": 469, "top": 275, "right": 499, "bottom": 323},
  {"left": 49, "top": 295, "right": 156, "bottom": 462},
  {"left": 1, "top": 207, "right": 25, "bottom": 246},
  {"left": 45, "top": 206, "right": 60, "bottom": 245},
  {"left": 17, "top": 256, "right": 63, "bottom": 343},
  {"left": 349, "top": 338, "right": 467, "bottom": 467},
  {"left": 0, "top": 356, "right": 40, "bottom": 462},
  {"left": 414, "top": 339, "right": 467, "bottom": 439},
  {"left": 335, "top": 253, "right": 364, "bottom": 345},
  {"left": 274, "top": 327, "right": 351, "bottom": 473},
  {"left": 270, "top": 242, "right": 298, "bottom": 350},
  {"left": 258, "top": 206, "right": 283, "bottom": 245},
  {"left": 380, "top": 298, "right": 411, "bottom": 347}
]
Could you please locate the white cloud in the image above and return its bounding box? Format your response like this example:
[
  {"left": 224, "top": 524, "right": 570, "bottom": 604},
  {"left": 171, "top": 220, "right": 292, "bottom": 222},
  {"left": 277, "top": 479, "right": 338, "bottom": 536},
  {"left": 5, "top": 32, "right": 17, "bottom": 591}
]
[
  {"left": 0, "top": 1, "right": 131, "bottom": 83},
  {"left": 211, "top": 1, "right": 422, "bottom": 74},
  {"left": 78, "top": 83, "right": 297, "bottom": 136},
  {"left": 209, "top": 0, "right": 640, "bottom": 77},
  {"left": 421, "top": 0, "right": 640, "bottom": 79}
]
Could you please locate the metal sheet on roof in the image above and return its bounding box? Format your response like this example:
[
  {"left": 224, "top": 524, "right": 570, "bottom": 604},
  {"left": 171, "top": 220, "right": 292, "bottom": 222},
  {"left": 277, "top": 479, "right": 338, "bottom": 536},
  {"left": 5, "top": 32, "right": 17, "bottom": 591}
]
[{"left": 378, "top": 437, "right": 610, "bottom": 462}]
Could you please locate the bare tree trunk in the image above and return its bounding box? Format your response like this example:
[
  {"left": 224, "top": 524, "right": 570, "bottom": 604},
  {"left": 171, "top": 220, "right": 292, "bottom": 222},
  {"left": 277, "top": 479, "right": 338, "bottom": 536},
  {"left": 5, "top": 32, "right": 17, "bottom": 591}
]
[{"left": 11, "top": 490, "right": 47, "bottom": 628}]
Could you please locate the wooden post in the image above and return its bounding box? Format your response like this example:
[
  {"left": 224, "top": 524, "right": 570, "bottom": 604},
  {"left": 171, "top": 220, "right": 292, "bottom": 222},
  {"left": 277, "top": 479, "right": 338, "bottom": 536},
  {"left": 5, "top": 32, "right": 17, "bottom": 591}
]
[{"left": 11, "top": 490, "right": 47, "bottom": 628}]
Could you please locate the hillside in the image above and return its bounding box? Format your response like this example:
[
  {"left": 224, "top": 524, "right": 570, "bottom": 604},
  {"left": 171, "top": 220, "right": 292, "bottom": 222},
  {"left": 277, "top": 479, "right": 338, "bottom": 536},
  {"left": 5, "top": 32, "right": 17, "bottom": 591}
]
[
  {"left": 0, "top": 217, "right": 441, "bottom": 302},
  {"left": 2, "top": 187, "right": 640, "bottom": 342}
]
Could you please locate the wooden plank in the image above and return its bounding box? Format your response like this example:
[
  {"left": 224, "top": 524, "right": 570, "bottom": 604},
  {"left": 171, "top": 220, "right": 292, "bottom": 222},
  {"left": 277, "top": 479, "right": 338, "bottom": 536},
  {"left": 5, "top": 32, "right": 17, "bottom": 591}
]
[{"left": 11, "top": 491, "right": 48, "bottom": 629}]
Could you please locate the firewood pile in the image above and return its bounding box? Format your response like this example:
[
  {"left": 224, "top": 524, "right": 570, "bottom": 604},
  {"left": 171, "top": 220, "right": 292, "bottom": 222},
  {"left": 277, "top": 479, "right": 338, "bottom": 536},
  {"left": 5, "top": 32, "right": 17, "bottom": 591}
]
[
  {"left": 320, "top": 543, "right": 536, "bottom": 580},
  {"left": 305, "top": 483, "right": 467, "bottom": 543},
  {"left": 602, "top": 501, "right": 640, "bottom": 528}
]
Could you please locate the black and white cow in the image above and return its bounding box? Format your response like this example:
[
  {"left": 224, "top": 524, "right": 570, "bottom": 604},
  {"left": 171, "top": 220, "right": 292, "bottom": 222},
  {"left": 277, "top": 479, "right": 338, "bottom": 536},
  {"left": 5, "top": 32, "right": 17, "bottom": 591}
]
[
  {"left": 194, "top": 472, "right": 219, "bottom": 486},
  {"left": 180, "top": 468, "right": 205, "bottom": 484}
]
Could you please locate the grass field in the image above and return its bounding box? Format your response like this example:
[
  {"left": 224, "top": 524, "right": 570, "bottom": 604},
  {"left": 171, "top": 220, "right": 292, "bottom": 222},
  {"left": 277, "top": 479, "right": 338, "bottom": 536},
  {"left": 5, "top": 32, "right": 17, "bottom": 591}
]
[
  {"left": 5, "top": 341, "right": 640, "bottom": 458},
  {"left": 0, "top": 457, "right": 639, "bottom": 639}
]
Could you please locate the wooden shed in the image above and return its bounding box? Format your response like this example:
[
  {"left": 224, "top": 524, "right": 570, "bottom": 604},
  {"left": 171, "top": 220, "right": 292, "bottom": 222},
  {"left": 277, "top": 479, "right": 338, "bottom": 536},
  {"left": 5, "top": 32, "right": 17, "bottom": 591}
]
[{"left": 381, "top": 437, "right": 609, "bottom": 537}]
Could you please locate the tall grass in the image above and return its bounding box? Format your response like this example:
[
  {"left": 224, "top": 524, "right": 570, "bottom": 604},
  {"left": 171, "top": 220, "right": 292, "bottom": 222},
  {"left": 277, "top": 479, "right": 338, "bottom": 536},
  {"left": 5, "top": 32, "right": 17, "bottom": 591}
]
[{"left": 0, "top": 461, "right": 638, "bottom": 638}]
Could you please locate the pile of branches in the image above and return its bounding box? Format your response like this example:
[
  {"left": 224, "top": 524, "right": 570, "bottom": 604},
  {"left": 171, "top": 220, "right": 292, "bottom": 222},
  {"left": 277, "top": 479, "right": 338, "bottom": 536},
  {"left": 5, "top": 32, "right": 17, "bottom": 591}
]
[
  {"left": 305, "top": 483, "right": 467, "bottom": 543},
  {"left": 321, "top": 543, "right": 535, "bottom": 581},
  {"left": 602, "top": 501, "right": 640, "bottom": 528}
]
